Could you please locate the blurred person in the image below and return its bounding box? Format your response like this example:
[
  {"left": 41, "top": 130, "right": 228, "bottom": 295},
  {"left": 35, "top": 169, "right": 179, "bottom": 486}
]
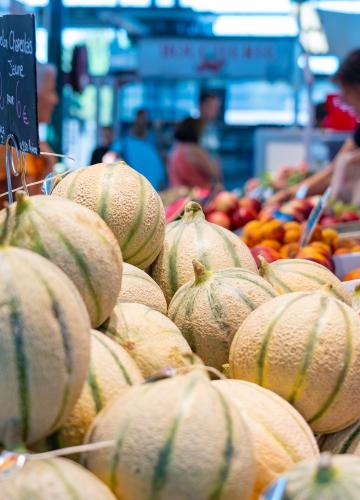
[
  {"left": 268, "top": 49, "right": 360, "bottom": 205},
  {"left": 0, "top": 63, "right": 59, "bottom": 203},
  {"left": 199, "top": 91, "right": 221, "bottom": 157},
  {"left": 168, "top": 117, "right": 222, "bottom": 189},
  {"left": 90, "top": 126, "right": 114, "bottom": 164},
  {"left": 129, "top": 108, "right": 151, "bottom": 141}
]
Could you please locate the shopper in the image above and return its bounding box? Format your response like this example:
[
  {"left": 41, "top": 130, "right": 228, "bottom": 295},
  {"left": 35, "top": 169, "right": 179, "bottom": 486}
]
[
  {"left": 168, "top": 117, "right": 221, "bottom": 189},
  {"left": 199, "top": 91, "right": 222, "bottom": 157},
  {"left": 0, "top": 63, "right": 59, "bottom": 203},
  {"left": 90, "top": 126, "right": 114, "bottom": 164},
  {"left": 268, "top": 49, "right": 360, "bottom": 205}
]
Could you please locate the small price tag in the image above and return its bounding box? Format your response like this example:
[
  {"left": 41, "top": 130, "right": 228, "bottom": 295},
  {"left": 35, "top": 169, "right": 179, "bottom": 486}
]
[
  {"left": 0, "top": 14, "right": 39, "bottom": 155},
  {"left": 0, "top": 451, "right": 27, "bottom": 480},
  {"left": 300, "top": 187, "right": 332, "bottom": 247}
]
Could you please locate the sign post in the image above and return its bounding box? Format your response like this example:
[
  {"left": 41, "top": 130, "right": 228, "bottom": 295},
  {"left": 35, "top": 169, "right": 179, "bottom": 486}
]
[{"left": 0, "top": 13, "right": 39, "bottom": 202}]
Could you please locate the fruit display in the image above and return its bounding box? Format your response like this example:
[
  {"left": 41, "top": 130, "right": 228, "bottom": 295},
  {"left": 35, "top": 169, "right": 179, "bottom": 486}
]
[
  {"left": 52, "top": 161, "right": 165, "bottom": 269},
  {"left": 241, "top": 218, "right": 360, "bottom": 270},
  {"left": 204, "top": 191, "right": 262, "bottom": 230},
  {"left": 260, "top": 258, "right": 351, "bottom": 304},
  {"left": 39, "top": 330, "right": 143, "bottom": 453},
  {"left": 262, "top": 453, "right": 360, "bottom": 499},
  {"left": 229, "top": 288, "right": 360, "bottom": 433},
  {"left": 1, "top": 457, "right": 117, "bottom": 499},
  {"left": 0, "top": 192, "right": 123, "bottom": 328},
  {"left": 150, "top": 201, "right": 257, "bottom": 303},
  {"left": 83, "top": 371, "right": 256, "bottom": 500},
  {"left": 100, "top": 302, "right": 195, "bottom": 377},
  {"left": 202, "top": 189, "right": 360, "bottom": 230},
  {"left": 168, "top": 261, "right": 277, "bottom": 370},
  {"left": 4, "top": 157, "right": 360, "bottom": 499},
  {"left": 213, "top": 379, "right": 319, "bottom": 499},
  {"left": 0, "top": 246, "right": 90, "bottom": 446},
  {"left": 117, "top": 262, "right": 167, "bottom": 314}
]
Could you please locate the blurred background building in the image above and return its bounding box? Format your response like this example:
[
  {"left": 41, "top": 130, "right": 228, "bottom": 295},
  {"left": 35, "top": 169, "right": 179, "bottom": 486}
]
[{"left": 2, "top": 0, "right": 360, "bottom": 190}]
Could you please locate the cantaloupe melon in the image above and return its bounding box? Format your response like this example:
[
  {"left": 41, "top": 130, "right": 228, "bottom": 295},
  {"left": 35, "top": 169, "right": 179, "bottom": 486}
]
[
  {"left": 51, "top": 162, "right": 165, "bottom": 269},
  {"left": 229, "top": 288, "right": 360, "bottom": 433},
  {"left": 261, "top": 453, "right": 360, "bottom": 499},
  {"left": 83, "top": 371, "right": 255, "bottom": 500},
  {"left": 318, "top": 419, "right": 360, "bottom": 456},
  {"left": 168, "top": 261, "right": 277, "bottom": 370},
  {"left": 150, "top": 201, "right": 257, "bottom": 303},
  {"left": 1, "top": 457, "right": 116, "bottom": 499},
  {"left": 213, "top": 379, "right": 319, "bottom": 499},
  {"left": 0, "top": 246, "right": 90, "bottom": 445},
  {"left": 42, "top": 330, "right": 143, "bottom": 453},
  {"left": 0, "top": 193, "right": 123, "bottom": 327},
  {"left": 100, "top": 303, "right": 195, "bottom": 378},
  {"left": 260, "top": 257, "right": 351, "bottom": 305},
  {"left": 118, "top": 263, "right": 167, "bottom": 314}
]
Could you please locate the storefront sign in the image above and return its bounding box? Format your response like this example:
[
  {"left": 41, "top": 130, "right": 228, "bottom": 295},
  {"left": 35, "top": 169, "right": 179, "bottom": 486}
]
[
  {"left": 0, "top": 14, "right": 39, "bottom": 154},
  {"left": 139, "top": 38, "right": 295, "bottom": 80}
]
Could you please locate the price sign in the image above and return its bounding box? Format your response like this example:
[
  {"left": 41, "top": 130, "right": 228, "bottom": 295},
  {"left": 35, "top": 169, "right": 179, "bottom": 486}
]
[{"left": 0, "top": 14, "right": 39, "bottom": 155}]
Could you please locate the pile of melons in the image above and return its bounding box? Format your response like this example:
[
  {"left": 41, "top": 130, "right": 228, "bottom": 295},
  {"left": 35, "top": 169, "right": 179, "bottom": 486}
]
[{"left": 1, "top": 161, "right": 360, "bottom": 499}]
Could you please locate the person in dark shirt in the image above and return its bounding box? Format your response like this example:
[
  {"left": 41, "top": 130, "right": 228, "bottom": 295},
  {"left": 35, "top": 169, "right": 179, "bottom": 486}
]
[
  {"left": 268, "top": 49, "right": 360, "bottom": 204},
  {"left": 90, "top": 127, "right": 114, "bottom": 165}
]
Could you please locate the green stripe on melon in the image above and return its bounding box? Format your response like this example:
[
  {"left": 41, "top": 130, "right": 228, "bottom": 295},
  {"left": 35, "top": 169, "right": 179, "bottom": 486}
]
[
  {"left": 0, "top": 457, "right": 116, "bottom": 499},
  {"left": 0, "top": 193, "right": 123, "bottom": 328},
  {"left": 260, "top": 258, "right": 351, "bottom": 305},
  {"left": 168, "top": 261, "right": 277, "bottom": 371},
  {"left": 150, "top": 201, "right": 257, "bottom": 304},
  {"left": 229, "top": 288, "right": 360, "bottom": 434},
  {"left": 213, "top": 379, "right": 319, "bottom": 499},
  {"left": 83, "top": 372, "right": 255, "bottom": 500},
  {"left": 52, "top": 162, "right": 165, "bottom": 269},
  {"left": 37, "top": 330, "right": 143, "bottom": 454},
  {"left": 0, "top": 246, "right": 90, "bottom": 446},
  {"left": 319, "top": 419, "right": 360, "bottom": 456}
]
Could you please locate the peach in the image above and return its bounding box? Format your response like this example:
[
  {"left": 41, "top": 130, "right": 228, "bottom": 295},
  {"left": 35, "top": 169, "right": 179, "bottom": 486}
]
[
  {"left": 309, "top": 226, "right": 323, "bottom": 242},
  {"left": 260, "top": 239, "right": 281, "bottom": 251},
  {"left": 334, "top": 238, "right": 358, "bottom": 250},
  {"left": 343, "top": 268, "right": 360, "bottom": 281},
  {"left": 243, "top": 220, "right": 263, "bottom": 237},
  {"left": 321, "top": 228, "right": 339, "bottom": 247},
  {"left": 284, "top": 221, "right": 301, "bottom": 232},
  {"left": 251, "top": 246, "right": 282, "bottom": 266},
  {"left": 280, "top": 243, "right": 300, "bottom": 259},
  {"left": 310, "top": 241, "right": 332, "bottom": 256},
  {"left": 262, "top": 220, "right": 285, "bottom": 242},
  {"left": 283, "top": 229, "right": 301, "bottom": 244},
  {"left": 334, "top": 248, "right": 352, "bottom": 255}
]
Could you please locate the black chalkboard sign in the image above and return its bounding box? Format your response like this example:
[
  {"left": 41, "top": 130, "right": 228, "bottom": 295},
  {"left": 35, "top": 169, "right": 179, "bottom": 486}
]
[{"left": 0, "top": 14, "right": 39, "bottom": 155}]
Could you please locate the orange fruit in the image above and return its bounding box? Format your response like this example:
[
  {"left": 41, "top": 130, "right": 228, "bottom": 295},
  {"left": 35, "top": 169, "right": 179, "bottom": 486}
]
[
  {"left": 246, "top": 228, "right": 264, "bottom": 248},
  {"left": 280, "top": 243, "right": 300, "bottom": 259},
  {"left": 262, "top": 220, "right": 285, "bottom": 242},
  {"left": 334, "top": 248, "right": 352, "bottom": 255},
  {"left": 343, "top": 268, "right": 360, "bottom": 281},
  {"left": 350, "top": 246, "right": 360, "bottom": 253},
  {"left": 334, "top": 238, "right": 358, "bottom": 250},
  {"left": 260, "top": 239, "right": 281, "bottom": 251},
  {"left": 309, "top": 226, "right": 323, "bottom": 242},
  {"left": 322, "top": 228, "right": 338, "bottom": 246},
  {"left": 243, "top": 220, "right": 263, "bottom": 238},
  {"left": 284, "top": 230, "right": 301, "bottom": 244},
  {"left": 284, "top": 221, "right": 301, "bottom": 232},
  {"left": 310, "top": 241, "right": 332, "bottom": 255}
]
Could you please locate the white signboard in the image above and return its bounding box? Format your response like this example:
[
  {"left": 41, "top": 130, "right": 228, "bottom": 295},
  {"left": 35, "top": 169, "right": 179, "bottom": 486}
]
[{"left": 138, "top": 38, "right": 295, "bottom": 79}]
